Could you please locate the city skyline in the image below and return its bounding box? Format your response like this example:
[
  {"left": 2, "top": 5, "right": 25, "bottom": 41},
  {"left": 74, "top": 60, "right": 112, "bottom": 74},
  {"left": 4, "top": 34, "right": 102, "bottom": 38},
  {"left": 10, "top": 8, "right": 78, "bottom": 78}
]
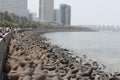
[{"left": 28, "top": 0, "right": 120, "bottom": 26}]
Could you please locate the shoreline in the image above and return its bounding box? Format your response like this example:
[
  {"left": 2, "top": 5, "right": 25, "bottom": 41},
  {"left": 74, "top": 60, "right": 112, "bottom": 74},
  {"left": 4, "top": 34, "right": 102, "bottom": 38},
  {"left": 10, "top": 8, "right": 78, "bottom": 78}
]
[
  {"left": 5, "top": 30, "right": 120, "bottom": 80},
  {"left": 43, "top": 31, "right": 120, "bottom": 73}
]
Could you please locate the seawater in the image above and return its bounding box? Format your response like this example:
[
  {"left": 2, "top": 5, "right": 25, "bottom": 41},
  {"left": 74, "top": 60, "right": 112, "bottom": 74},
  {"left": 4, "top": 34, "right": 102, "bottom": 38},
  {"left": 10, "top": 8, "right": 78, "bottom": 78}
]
[{"left": 43, "top": 31, "right": 120, "bottom": 73}]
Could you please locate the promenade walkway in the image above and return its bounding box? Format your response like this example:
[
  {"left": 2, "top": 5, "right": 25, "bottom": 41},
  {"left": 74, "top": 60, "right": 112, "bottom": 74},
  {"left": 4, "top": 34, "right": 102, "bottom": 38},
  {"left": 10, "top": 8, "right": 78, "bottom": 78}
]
[{"left": 0, "top": 32, "right": 13, "bottom": 80}]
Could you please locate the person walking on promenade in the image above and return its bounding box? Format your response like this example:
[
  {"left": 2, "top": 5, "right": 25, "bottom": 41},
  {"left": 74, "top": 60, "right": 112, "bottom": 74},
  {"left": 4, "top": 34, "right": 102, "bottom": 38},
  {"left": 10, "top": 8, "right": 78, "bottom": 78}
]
[
  {"left": 12, "top": 28, "right": 17, "bottom": 35},
  {"left": 0, "top": 30, "right": 5, "bottom": 41},
  {"left": 12, "top": 28, "right": 17, "bottom": 38}
]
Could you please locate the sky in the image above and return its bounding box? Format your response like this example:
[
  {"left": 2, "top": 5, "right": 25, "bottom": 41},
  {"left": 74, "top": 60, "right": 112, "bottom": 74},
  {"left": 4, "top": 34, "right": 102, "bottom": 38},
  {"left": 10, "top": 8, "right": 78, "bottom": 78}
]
[{"left": 28, "top": 0, "right": 120, "bottom": 26}]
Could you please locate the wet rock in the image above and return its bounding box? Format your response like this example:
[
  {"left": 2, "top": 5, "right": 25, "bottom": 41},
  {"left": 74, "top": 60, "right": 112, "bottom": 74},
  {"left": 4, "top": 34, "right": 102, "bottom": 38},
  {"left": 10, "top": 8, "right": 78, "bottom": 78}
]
[
  {"left": 43, "top": 65, "right": 56, "bottom": 71},
  {"left": 7, "top": 72, "right": 20, "bottom": 80},
  {"left": 18, "top": 77, "right": 24, "bottom": 80},
  {"left": 32, "top": 73, "right": 46, "bottom": 80},
  {"left": 4, "top": 63, "right": 11, "bottom": 73},
  {"left": 23, "top": 75, "right": 32, "bottom": 80},
  {"left": 9, "top": 60, "right": 19, "bottom": 70},
  {"left": 83, "top": 62, "right": 91, "bottom": 67},
  {"left": 92, "top": 61, "right": 99, "bottom": 66},
  {"left": 82, "top": 67, "right": 93, "bottom": 76},
  {"left": 63, "top": 70, "right": 73, "bottom": 80}
]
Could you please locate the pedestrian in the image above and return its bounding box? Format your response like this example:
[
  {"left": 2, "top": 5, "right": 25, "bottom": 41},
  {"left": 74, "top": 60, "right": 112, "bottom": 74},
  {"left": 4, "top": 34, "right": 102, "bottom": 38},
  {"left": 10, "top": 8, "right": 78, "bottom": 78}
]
[
  {"left": 12, "top": 28, "right": 17, "bottom": 34},
  {"left": 0, "top": 30, "right": 5, "bottom": 41},
  {"left": 2, "top": 29, "right": 5, "bottom": 35},
  {"left": 12, "top": 28, "right": 17, "bottom": 39}
]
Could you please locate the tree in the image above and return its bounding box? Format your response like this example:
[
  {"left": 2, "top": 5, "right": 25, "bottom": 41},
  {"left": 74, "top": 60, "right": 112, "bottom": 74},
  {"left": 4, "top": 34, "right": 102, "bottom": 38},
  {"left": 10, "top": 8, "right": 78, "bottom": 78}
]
[{"left": 0, "top": 12, "right": 44, "bottom": 28}]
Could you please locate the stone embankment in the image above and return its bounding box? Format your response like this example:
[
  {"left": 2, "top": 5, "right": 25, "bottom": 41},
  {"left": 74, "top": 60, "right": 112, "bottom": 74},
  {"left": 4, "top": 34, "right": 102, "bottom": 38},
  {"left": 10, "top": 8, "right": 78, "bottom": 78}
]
[{"left": 5, "top": 30, "right": 120, "bottom": 80}]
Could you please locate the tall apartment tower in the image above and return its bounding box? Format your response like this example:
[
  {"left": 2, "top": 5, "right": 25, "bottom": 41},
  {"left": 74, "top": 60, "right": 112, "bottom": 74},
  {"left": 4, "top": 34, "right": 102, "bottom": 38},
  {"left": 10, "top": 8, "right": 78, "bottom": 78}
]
[
  {"left": 0, "top": 0, "right": 28, "bottom": 17},
  {"left": 60, "top": 4, "right": 71, "bottom": 25},
  {"left": 54, "top": 9, "right": 60, "bottom": 24},
  {"left": 39, "top": 0, "right": 54, "bottom": 23}
]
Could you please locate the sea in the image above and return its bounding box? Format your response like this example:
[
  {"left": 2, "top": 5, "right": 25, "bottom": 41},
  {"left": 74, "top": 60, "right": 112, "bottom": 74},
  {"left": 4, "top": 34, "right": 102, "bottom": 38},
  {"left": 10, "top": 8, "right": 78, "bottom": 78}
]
[{"left": 43, "top": 31, "right": 120, "bottom": 73}]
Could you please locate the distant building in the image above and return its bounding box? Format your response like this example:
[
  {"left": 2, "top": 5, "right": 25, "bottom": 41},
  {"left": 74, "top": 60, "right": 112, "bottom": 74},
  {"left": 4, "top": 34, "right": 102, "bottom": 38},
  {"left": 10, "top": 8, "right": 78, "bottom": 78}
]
[
  {"left": 60, "top": 4, "right": 71, "bottom": 25},
  {"left": 0, "top": 0, "right": 28, "bottom": 17},
  {"left": 32, "top": 13, "right": 37, "bottom": 19},
  {"left": 39, "top": 0, "right": 54, "bottom": 23},
  {"left": 28, "top": 13, "right": 33, "bottom": 21},
  {"left": 31, "top": 13, "right": 40, "bottom": 22},
  {"left": 53, "top": 9, "right": 60, "bottom": 25}
]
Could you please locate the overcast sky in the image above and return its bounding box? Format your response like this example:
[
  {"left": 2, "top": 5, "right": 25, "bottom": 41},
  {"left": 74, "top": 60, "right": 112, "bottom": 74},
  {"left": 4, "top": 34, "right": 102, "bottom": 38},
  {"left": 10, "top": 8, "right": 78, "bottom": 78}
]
[{"left": 28, "top": 0, "right": 120, "bottom": 26}]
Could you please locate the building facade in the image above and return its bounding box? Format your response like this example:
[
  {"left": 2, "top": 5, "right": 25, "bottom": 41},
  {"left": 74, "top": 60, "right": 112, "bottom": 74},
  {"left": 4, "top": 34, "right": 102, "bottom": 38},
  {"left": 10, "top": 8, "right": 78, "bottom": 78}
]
[
  {"left": 53, "top": 9, "right": 60, "bottom": 25},
  {"left": 0, "top": 0, "right": 28, "bottom": 17},
  {"left": 60, "top": 4, "right": 71, "bottom": 25},
  {"left": 39, "top": 0, "right": 54, "bottom": 23},
  {"left": 31, "top": 13, "right": 39, "bottom": 22},
  {"left": 28, "top": 13, "right": 33, "bottom": 21}
]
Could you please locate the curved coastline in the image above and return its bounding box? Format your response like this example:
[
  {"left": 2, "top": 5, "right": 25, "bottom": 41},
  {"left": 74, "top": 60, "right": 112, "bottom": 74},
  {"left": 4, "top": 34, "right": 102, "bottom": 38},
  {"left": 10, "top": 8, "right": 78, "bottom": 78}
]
[
  {"left": 5, "top": 30, "right": 120, "bottom": 80},
  {"left": 43, "top": 31, "right": 120, "bottom": 73}
]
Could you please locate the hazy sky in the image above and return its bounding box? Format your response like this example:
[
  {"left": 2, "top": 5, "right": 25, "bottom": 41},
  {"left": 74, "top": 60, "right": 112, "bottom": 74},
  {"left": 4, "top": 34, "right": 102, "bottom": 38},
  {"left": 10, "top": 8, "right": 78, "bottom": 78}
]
[{"left": 28, "top": 0, "right": 120, "bottom": 26}]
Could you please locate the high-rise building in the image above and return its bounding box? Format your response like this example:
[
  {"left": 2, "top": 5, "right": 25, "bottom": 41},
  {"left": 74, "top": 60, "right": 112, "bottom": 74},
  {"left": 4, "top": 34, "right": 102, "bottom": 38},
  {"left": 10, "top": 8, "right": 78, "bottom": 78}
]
[
  {"left": 31, "top": 13, "right": 39, "bottom": 22},
  {"left": 39, "top": 0, "right": 54, "bottom": 23},
  {"left": 53, "top": 9, "right": 60, "bottom": 24},
  {"left": 0, "top": 0, "right": 28, "bottom": 17},
  {"left": 60, "top": 4, "right": 71, "bottom": 25}
]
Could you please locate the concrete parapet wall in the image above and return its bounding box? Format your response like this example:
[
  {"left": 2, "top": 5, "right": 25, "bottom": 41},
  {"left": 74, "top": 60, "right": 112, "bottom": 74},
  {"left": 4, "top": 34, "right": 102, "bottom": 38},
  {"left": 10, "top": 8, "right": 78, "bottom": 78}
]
[{"left": 0, "top": 33, "right": 13, "bottom": 80}]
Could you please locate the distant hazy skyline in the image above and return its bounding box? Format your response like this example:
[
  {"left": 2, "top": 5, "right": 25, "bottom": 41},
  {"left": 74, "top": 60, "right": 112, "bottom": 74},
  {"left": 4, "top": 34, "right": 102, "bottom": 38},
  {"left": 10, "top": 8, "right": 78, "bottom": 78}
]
[{"left": 28, "top": 0, "right": 120, "bottom": 26}]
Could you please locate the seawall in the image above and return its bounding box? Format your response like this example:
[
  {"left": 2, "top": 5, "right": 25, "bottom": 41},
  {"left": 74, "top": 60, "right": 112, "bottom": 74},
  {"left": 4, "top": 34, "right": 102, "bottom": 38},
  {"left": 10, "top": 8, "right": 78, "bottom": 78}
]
[
  {"left": 0, "top": 33, "right": 13, "bottom": 80},
  {"left": 6, "top": 30, "right": 120, "bottom": 80}
]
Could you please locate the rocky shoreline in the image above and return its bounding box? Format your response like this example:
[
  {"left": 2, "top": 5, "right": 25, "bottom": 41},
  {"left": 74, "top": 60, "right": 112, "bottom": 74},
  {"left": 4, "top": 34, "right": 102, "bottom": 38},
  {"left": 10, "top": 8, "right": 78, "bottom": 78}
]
[{"left": 5, "top": 30, "right": 120, "bottom": 80}]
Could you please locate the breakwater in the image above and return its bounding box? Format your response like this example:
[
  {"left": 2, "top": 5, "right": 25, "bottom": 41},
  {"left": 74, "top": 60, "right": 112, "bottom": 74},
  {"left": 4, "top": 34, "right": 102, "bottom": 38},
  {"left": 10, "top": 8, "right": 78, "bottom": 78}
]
[
  {"left": 43, "top": 31, "right": 120, "bottom": 73},
  {"left": 0, "top": 33, "right": 13, "bottom": 80},
  {"left": 5, "top": 30, "right": 120, "bottom": 80},
  {"left": 0, "top": 27, "right": 94, "bottom": 80}
]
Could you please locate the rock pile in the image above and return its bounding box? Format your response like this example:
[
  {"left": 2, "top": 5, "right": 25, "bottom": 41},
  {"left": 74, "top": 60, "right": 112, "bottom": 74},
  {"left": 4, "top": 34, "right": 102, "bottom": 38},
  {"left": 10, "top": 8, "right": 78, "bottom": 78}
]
[{"left": 5, "top": 31, "right": 120, "bottom": 80}]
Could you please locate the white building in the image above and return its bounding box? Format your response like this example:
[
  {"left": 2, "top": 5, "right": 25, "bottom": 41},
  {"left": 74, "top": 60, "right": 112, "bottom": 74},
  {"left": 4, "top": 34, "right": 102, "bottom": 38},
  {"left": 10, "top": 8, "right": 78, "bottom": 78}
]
[
  {"left": 53, "top": 9, "right": 61, "bottom": 25},
  {"left": 39, "top": 0, "right": 54, "bottom": 23},
  {"left": 0, "top": 0, "right": 28, "bottom": 17}
]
